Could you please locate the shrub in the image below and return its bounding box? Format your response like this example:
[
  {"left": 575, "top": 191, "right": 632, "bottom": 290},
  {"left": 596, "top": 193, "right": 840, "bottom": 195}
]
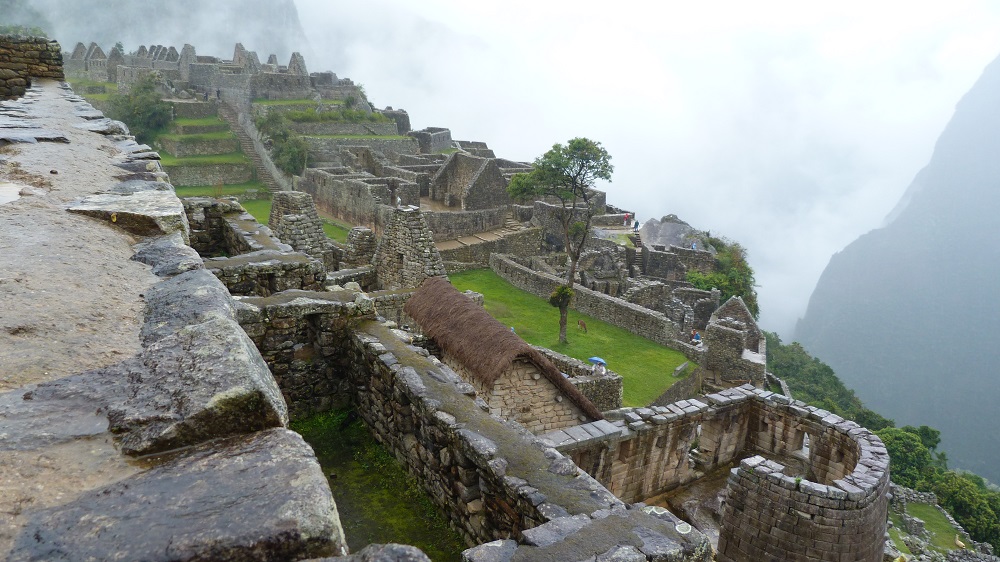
[{"left": 106, "top": 74, "right": 172, "bottom": 143}]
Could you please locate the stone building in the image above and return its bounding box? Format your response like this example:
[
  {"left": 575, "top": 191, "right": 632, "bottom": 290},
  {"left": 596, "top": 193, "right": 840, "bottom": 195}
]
[
  {"left": 404, "top": 277, "right": 603, "bottom": 433},
  {"left": 704, "top": 296, "right": 766, "bottom": 386}
]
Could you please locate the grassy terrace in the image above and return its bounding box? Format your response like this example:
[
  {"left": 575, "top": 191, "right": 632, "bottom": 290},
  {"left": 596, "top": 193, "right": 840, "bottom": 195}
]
[
  {"left": 907, "top": 502, "right": 968, "bottom": 554},
  {"left": 173, "top": 181, "right": 267, "bottom": 198},
  {"left": 158, "top": 152, "right": 249, "bottom": 166},
  {"left": 172, "top": 116, "right": 228, "bottom": 127},
  {"left": 450, "top": 269, "right": 692, "bottom": 407},
  {"left": 158, "top": 131, "right": 236, "bottom": 143}
]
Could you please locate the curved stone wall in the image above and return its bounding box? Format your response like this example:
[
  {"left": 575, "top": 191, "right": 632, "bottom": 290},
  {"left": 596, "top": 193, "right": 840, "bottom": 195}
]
[{"left": 717, "top": 390, "right": 890, "bottom": 562}]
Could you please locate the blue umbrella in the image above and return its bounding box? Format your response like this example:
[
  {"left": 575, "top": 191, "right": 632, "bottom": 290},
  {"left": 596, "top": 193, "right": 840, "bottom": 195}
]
[{"left": 588, "top": 357, "right": 607, "bottom": 365}]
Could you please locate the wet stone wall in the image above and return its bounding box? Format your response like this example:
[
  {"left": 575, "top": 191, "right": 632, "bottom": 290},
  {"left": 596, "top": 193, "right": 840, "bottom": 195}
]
[{"left": 0, "top": 36, "right": 64, "bottom": 100}]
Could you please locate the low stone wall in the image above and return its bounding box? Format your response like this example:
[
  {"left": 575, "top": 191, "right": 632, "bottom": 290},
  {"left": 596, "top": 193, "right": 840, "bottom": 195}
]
[
  {"left": 490, "top": 254, "right": 682, "bottom": 347},
  {"left": 650, "top": 367, "right": 704, "bottom": 407},
  {"left": 162, "top": 162, "right": 253, "bottom": 187},
  {"left": 424, "top": 207, "right": 507, "bottom": 241},
  {"left": 303, "top": 136, "right": 419, "bottom": 162},
  {"left": 158, "top": 135, "right": 238, "bottom": 158},
  {"left": 532, "top": 346, "right": 623, "bottom": 411},
  {"left": 0, "top": 36, "right": 64, "bottom": 100},
  {"left": 205, "top": 251, "right": 326, "bottom": 297},
  {"left": 438, "top": 228, "right": 541, "bottom": 268}
]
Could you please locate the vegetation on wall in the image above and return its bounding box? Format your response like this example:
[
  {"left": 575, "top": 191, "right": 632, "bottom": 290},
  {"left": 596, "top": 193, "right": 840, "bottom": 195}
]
[
  {"left": 0, "top": 24, "right": 46, "bottom": 36},
  {"left": 255, "top": 111, "right": 310, "bottom": 176},
  {"left": 105, "top": 74, "right": 172, "bottom": 143},
  {"left": 282, "top": 107, "right": 388, "bottom": 124},
  {"left": 687, "top": 236, "right": 759, "bottom": 318}
]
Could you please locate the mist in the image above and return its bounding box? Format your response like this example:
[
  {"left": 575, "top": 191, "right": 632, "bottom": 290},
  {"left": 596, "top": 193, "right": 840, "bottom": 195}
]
[
  {"left": 290, "top": 1, "right": 1000, "bottom": 336},
  {"left": 13, "top": 0, "right": 1000, "bottom": 336}
]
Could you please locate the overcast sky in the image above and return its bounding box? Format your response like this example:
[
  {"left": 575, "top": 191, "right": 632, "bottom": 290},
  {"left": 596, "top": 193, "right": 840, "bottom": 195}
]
[{"left": 292, "top": 2, "right": 1000, "bottom": 336}]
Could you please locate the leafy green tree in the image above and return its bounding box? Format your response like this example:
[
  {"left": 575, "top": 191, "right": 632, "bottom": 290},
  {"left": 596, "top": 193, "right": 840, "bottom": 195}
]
[
  {"left": 901, "top": 425, "right": 941, "bottom": 452},
  {"left": 255, "top": 111, "right": 311, "bottom": 175},
  {"left": 507, "top": 138, "right": 613, "bottom": 343},
  {"left": 876, "top": 427, "right": 933, "bottom": 488},
  {"left": 687, "top": 237, "right": 759, "bottom": 318},
  {"left": 106, "top": 74, "right": 171, "bottom": 143},
  {"left": 931, "top": 471, "right": 1000, "bottom": 547}
]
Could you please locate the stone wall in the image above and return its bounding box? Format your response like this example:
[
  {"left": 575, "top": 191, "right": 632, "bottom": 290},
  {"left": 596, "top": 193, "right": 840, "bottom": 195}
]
[
  {"left": 490, "top": 254, "right": 682, "bottom": 348},
  {"left": 162, "top": 163, "right": 253, "bottom": 187},
  {"left": 543, "top": 386, "right": 890, "bottom": 562},
  {"left": 532, "top": 347, "right": 623, "bottom": 412},
  {"left": 158, "top": 135, "right": 238, "bottom": 158},
  {"left": 0, "top": 36, "right": 64, "bottom": 100},
  {"left": 303, "top": 136, "right": 419, "bottom": 162},
  {"left": 650, "top": 367, "right": 704, "bottom": 407},
  {"left": 408, "top": 127, "right": 453, "bottom": 153},
  {"left": 184, "top": 197, "right": 262, "bottom": 257},
  {"left": 236, "top": 291, "right": 376, "bottom": 420},
  {"left": 423, "top": 207, "right": 507, "bottom": 241},
  {"left": 371, "top": 207, "right": 447, "bottom": 290},
  {"left": 205, "top": 251, "right": 327, "bottom": 296},
  {"left": 447, "top": 358, "right": 589, "bottom": 434},
  {"left": 439, "top": 228, "right": 542, "bottom": 269},
  {"left": 297, "top": 169, "right": 386, "bottom": 232},
  {"left": 269, "top": 191, "right": 336, "bottom": 269}
]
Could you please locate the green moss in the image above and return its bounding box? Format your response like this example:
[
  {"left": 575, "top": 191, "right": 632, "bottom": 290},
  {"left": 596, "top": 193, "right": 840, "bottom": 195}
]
[
  {"left": 291, "top": 409, "right": 465, "bottom": 561},
  {"left": 450, "top": 269, "right": 693, "bottom": 406}
]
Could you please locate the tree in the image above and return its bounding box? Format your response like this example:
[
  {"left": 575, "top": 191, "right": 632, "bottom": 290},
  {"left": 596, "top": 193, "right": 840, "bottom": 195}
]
[
  {"left": 106, "top": 74, "right": 172, "bottom": 143},
  {"left": 507, "top": 138, "right": 613, "bottom": 343},
  {"left": 687, "top": 236, "right": 759, "bottom": 318},
  {"left": 876, "top": 427, "right": 933, "bottom": 488}
]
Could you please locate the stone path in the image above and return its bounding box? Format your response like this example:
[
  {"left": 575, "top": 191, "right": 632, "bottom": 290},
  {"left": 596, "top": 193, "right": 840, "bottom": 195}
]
[{"left": 0, "top": 80, "right": 156, "bottom": 557}]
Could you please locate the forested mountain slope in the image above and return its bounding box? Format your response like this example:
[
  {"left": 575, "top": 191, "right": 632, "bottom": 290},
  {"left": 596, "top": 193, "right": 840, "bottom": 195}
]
[{"left": 796, "top": 52, "right": 1000, "bottom": 482}]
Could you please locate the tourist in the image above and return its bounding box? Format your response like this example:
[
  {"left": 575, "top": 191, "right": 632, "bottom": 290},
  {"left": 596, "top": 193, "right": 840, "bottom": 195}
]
[
  {"left": 624, "top": 212, "right": 630, "bottom": 227},
  {"left": 691, "top": 330, "right": 702, "bottom": 346},
  {"left": 633, "top": 219, "right": 639, "bottom": 233}
]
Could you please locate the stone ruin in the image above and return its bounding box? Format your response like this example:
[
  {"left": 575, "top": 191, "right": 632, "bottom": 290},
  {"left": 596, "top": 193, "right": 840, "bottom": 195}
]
[{"left": 0, "top": 37, "right": 893, "bottom": 561}]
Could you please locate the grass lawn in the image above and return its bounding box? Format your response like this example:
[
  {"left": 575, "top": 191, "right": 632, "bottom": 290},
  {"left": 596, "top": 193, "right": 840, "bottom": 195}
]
[
  {"left": 240, "top": 200, "right": 272, "bottom": 224},
  {"left": 888, "top": 512, "right": 913, "bottom": 555},
  {"left": 173, "top": 116, "right": 227, "bottom": 127},
  {"left": 158, "top": 131, "right": 236, "bottom": 143},
  {"left": 174, "top": 181, "right": 268, "bottom": 198},
  {"left": 907, "top": 502, "right": 966, "bottom": 553},
  {"left": 158, "top": 152, "right": 249, "bottom": 166},
  {"left": 321, "top": 218, "right": 351, "bottom": 243},
  {"left": 450, "top": 269, "right": 692, "bottom": 407}
]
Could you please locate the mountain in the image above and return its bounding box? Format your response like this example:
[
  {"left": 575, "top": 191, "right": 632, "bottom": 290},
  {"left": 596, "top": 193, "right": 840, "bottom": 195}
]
[
  {"left": 796, "top": 52, "right": 1000, "bottom": 482},
  {"left": 0, "top": 0, "right": 308, "bottom": 61}
]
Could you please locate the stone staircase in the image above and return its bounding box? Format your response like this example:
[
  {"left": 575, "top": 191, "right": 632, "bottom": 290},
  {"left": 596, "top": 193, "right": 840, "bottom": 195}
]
[{"left": 216, "top": 103, "right": 281, "bottom": 193}]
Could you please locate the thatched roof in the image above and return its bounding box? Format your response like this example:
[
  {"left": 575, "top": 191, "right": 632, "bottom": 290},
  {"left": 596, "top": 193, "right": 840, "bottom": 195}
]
[{"left": 404, "top": 277, "right": 603, "bottom": 421}]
